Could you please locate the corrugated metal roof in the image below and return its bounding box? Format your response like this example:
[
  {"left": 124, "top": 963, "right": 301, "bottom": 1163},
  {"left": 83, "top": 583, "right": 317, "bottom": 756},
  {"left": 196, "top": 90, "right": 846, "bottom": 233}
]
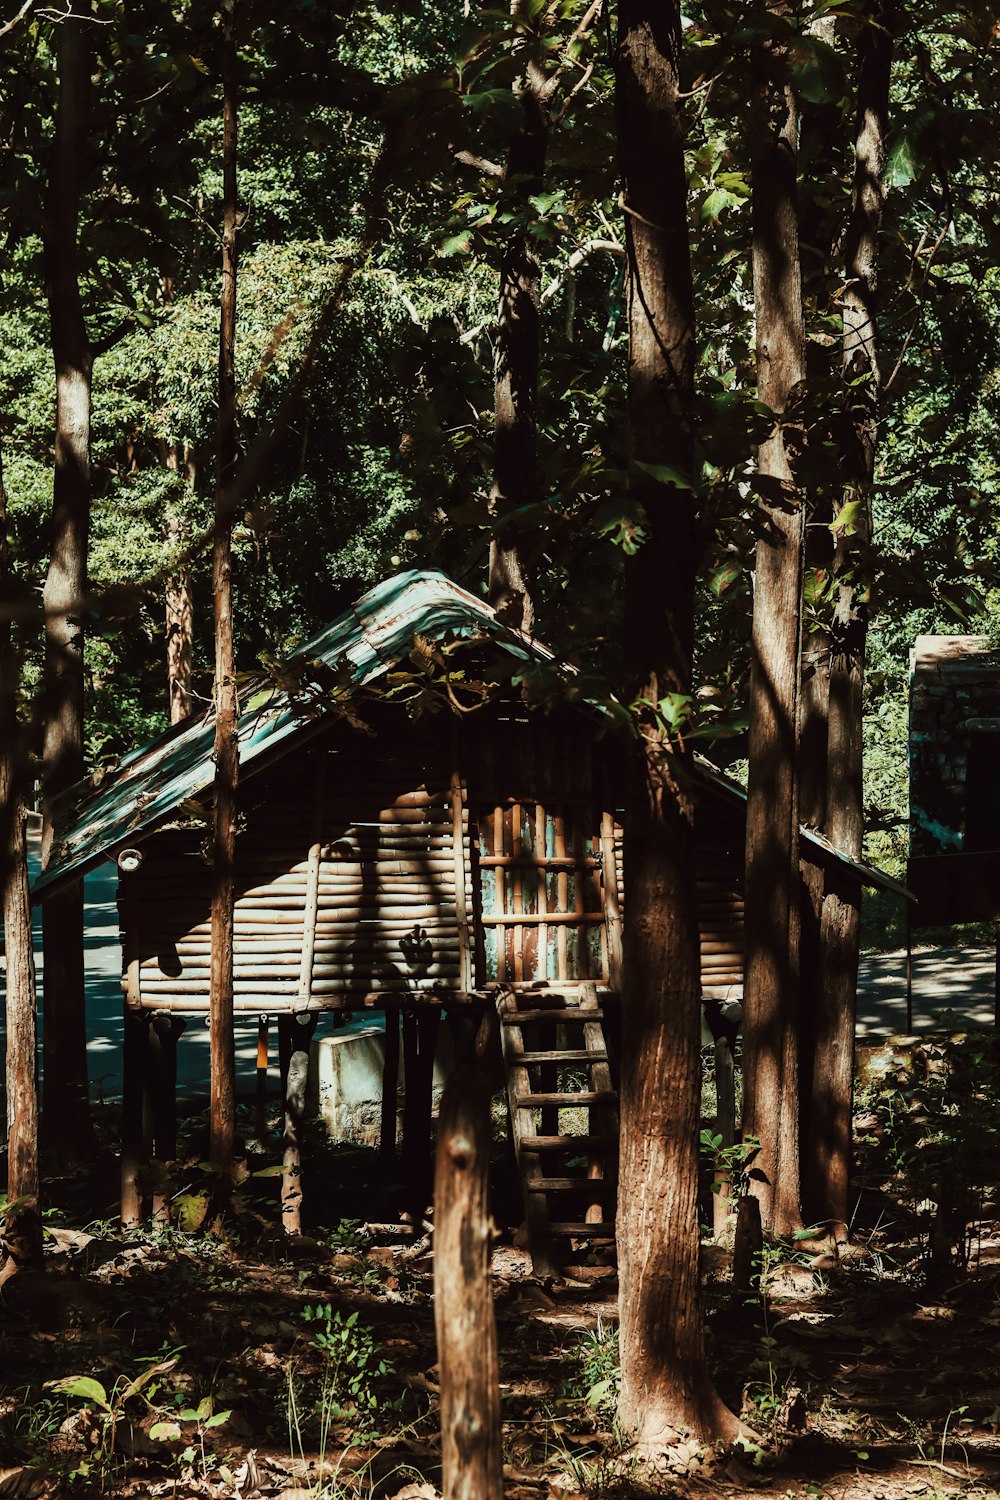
[
  {"left": 34, "top": 567, "right": 906, "bottom": 902},
  {"left": 34, "top": 570, "right": 556, "bottom": 897}
]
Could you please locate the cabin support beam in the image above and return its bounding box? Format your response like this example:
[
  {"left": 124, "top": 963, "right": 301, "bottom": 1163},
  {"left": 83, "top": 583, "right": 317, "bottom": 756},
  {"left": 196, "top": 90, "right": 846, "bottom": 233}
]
[
  {"left": 381, "top": 1004, "right": 400, "bottom": 1159},
  {"left": 280, "top": 1011, "right": 319, "bottom": 1235},
  {"left": 148, "top": 1013, "right": 185, "bottom": 1225},
  {"left": 402, "top": 1004, "right": 441, "bottom": 1213},
  {"left": 121, "top": 1005, "right": 148, "bottom": 1227}
]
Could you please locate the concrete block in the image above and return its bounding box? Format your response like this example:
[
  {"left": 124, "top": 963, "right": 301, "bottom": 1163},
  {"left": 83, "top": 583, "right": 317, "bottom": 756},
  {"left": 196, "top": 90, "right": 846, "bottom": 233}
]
[{"left": 307, "top": 1023, "right": 455, "bottom": 1146}]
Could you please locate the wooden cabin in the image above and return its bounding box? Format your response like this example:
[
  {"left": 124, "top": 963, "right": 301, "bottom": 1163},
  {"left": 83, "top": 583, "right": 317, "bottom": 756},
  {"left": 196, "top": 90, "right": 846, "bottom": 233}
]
[{"left": 36, "top": 571, "right": 902, "bottom": 1254}]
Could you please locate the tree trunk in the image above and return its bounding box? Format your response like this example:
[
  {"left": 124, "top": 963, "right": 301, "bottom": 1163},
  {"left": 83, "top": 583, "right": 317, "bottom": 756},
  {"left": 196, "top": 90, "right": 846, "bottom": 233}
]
[
  {"left": 165, "top": 445, "right": 196, "bottom": 725},
  {"left": 0, "top": 450, "right": 42, "bottom": 1273},
  {"left": 488, "top": 0, "right": 547, "bottom": 633},
  {"left": 40, "top": 1, "right": 95, "bottom": 1158},
  {"left": 209, "top": 0, "right": 240, "bottom": 1175},
  {"left": 615, "top": 0, "right": 740, "bottom": 1450},
  {"left": 433, "top": 1065, "right": 503, "bottom": 1500},
  {"left": 807, "top": 3, "right": 893, "bottom": 1241},
  {"left": 741, "top": 29, "right": 806, "bottom": 1239}
]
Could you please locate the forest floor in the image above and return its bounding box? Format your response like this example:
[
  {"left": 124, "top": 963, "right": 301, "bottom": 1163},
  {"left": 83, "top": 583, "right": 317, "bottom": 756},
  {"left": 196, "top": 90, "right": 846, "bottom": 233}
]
[{"left": 3, "top": 1068, "right": 1000, "bottom": 1500}]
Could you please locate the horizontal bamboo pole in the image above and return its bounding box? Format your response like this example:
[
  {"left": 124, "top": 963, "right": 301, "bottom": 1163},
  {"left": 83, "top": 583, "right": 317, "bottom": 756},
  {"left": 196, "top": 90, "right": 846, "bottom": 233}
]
[
  {"left": 480, "top": 912, "right": 603, "bottom": 926},
  {"left": 478, "top": 855, "right": 600, "bottom": 870}
]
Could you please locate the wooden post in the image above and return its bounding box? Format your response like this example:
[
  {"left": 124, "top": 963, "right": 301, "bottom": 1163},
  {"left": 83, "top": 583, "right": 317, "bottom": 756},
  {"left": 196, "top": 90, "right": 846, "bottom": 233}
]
[
  {"left": 255, "top": 1014, "right": 269, "bottom": 1145},
  {"left": 403, "top": 1006, "right": 441, "bottom": 1212},
  {"left": 381, "top": 1005, "right": 400, "bottom": 1159},
  {"left": 994, "top": 920, "right": 999, "bottom": 1032},
  {"left": 148, "top": 1013, "right": 185, "bottom": 1226},
  {"left": 712, "top": 1035, "right": 736, "bottom": 1240},
  {"left": 905, "top": 907, "right": 913, "bottom": 1033},
  {"left": 281, "top": 1011, "right": 318, "bottom": 1236},
  {"left": 121, "top": 1006, "right": 147, "bottom": 1227},
  {"left": 433, "top": 1065, "right": 503, "bottom": 1500}
]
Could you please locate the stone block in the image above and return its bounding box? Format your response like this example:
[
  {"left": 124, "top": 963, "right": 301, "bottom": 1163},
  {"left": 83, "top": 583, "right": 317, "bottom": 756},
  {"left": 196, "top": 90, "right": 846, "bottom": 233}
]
[{"left": 307, "top": 1023, "right": 455, "bottom": 1146}]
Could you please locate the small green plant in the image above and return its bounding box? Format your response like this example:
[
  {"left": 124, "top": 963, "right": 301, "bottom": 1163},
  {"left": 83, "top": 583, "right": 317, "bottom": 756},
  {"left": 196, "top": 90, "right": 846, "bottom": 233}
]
[
  {"left": 564, "top": 1316, "right": 620, "bottom": 1416},
  {"left": 150, "top": 1394, "right": 233, "bottom": 1483},
  {"left": 302, "top": 1303, "right": 394, "bottom": 1425},
  {"left": 51, "top": 1353, "right": 180, "bottom": 1477}
]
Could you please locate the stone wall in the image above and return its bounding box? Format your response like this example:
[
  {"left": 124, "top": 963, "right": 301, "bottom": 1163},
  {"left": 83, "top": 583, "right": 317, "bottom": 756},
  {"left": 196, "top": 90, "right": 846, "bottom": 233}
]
[{"left": 909, "top": 636, "right": 1000, "bottom": 856}]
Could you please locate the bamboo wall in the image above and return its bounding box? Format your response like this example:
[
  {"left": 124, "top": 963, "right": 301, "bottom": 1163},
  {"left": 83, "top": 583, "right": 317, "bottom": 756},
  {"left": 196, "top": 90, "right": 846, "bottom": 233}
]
[
  {"left": 121, "top": 724, "right": 471, "bottom": 1013},
  {"left": 119, "top": 710, "right": 752, "bottom": 1014}
]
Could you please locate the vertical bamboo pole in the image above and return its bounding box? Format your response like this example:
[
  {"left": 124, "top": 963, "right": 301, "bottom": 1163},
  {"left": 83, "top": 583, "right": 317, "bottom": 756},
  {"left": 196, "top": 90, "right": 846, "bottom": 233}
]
[
  {"left": 434, "top": 1065, "right": 503, "bottom": 1500},
  {"left": 255, "top": 1015, "right": 269, "bottom": 1145}
]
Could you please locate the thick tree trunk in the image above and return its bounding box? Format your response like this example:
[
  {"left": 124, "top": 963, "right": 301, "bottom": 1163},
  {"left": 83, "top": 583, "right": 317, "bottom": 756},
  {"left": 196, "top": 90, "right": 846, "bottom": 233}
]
[
  {"left": 741, "top": 35, "right": 806, "bottom": 1239},
  {"left": 615, "top": 0, "right": 740, "bottom": 1450},
  {"left": 41, "top": 2, "right": 95, "bottom": 1158},
  {"left": 0, "top": 453, "right": 42, "bottom": 1272},
  {"left": 807, "top": 4, "right": 893, "bottom": 1240},
  {"left": 488, "top": 0, "right": 547, "bottom": 634},
  {"left": 209, "top": 0, "right": 240, "bottom": 1175}
]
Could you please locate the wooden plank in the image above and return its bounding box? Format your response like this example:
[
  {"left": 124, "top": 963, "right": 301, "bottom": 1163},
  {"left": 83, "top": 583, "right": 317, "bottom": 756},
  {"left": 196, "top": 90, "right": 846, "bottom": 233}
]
[
  {"left": 519, "top": 1134, "right": 615, "bottom": 1151},
  {"left": 601, "top": 805, "right": 623, "bottom": 991},
  {"left": 480, "top": 911, "right": 604, "bottom": 925},
  {"left": 501, "top": 1007, "right": 606, "bottom": 1024},
  {"left": 581, "top": 981, "right": 618, "bottom": 1224}
]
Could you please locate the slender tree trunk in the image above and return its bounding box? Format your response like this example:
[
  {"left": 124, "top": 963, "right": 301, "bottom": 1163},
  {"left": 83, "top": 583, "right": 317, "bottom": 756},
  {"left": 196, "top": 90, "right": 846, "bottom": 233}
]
[
  {"left": 165, "top": 445, "right": 195, "bottom": 725},
  {"left": 741, "top": 27, "right": 806, "bottom": 1238},
  {"left": 41, "top": 2, "right": 95, "bottom": 1158},
  {"left": 0, "top": 452, "right": 42, "bottom": 1273},
  {"left": 615, "top": 0, "right": 740, "bottom": 1450},
  {"left": 807, "top": 3, "right": 893, "bottom": 1240},
  {"left": 488, "top": 0, "right": 547, "bottom": 633},
  {"left": 209, "top": 0, "right": 239, "bottom": 1175}
]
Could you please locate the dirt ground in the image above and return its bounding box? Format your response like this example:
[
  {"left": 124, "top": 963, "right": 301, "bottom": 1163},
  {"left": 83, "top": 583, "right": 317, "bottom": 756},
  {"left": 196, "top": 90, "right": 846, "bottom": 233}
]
[{"left": 2, "top": 1116, "right": 1000, "bottom": 1500}]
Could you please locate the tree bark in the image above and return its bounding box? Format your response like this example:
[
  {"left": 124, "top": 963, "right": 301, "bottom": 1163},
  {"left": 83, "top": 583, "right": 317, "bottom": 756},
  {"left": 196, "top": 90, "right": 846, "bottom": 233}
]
[
  {"left": 807, "top": 3, "right": 893, "bottom": 1240},
  {"left": 615, "top": 0, "right": 740, "bottom": 1450},
  {"left": 488, "top": 0, "right": 547, "bottom": 634},
  {"left": 165, "top": 445, "right": 196, "bottom": 725},
  {"left": 0, "top": 449, "right": 42, "bottom": 1271},
  {"left": 41, "top": 1, "right": 95, "bottom": 1158},
  {"left": 433, "top": 1065, "right": 503, "bottom": 1500},
  {"left": 209, "top": 0, "right": 240, "bottom": 1175},
  {"left": 741, "top": 27, "right": 806, "bottom": 1239}
]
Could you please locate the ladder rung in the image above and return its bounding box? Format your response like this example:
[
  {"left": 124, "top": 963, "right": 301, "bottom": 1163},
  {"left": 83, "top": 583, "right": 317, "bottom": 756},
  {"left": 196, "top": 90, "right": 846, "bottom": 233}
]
[
  {"left": 532, "top": 1178, "right": 616, "bottom": 1192},
  {"left": 503, "top": 1008, "right": 605, "bottom": 1024},
  {"left": 515, "top": 1049, "right": 607, "bottom": 1064},
  {"left": 548, "top": 1222, "right": 616, "bottom": 1238},
  {"left": 517, "top": 1091, "right": 618, "bottom": 1108},
  {"left": 520, "top": 1135, "right": 615, "bottom": 1151}
]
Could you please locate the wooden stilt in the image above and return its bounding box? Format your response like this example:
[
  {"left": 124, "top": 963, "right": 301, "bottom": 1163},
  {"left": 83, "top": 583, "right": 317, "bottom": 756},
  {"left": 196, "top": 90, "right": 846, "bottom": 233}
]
[
  {"left": 905, "top": 908, "right": 913, "bottom": 1032},
  {"left": 995, "top": 921, "right": 1000, "bottom": 1032},
  {"left": 403, "top": 1006, "right": 441, "bottom": 1212},
  {"left": 381, "top": 1005, "right": 400, "bottom": 1160},
  {"left": 280, "top": 1011, "right": 319, "bottom": 1236},
  {"left": 401, "top": 1009, "right": 419, "bottom": 1178},
  {"left": 255, "top": 1015, "right": 269, "bottom": 1145},
  {"left": 121, "top": 1007, "right": 147, "bottom": 1228},
  {"left": 149, "top": 1014, "right": 185, "bottom": 1226}
]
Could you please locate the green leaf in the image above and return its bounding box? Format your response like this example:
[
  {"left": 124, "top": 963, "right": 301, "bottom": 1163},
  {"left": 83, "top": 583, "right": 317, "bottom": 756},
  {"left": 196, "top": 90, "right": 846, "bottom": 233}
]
[
  {"left": 830, "top": 499, "right": 864, "bottom": 535},
  {"left": 886, "top": 134, "right": 917, "bottom": 187},
  {"left": 175, "top": 1192, "right": 210, "bottom": 1232},
  {"left": 54, "top": 1377, "right": 110, "bottom": 1411},
  {"left": 634, "top": 460, "right": 692, "bottom": 489},
  {"left": 587, "top": 1378, "right": 613, "bottom": 1408},
  {"left": 204, "top": 1409, "right": 231, "bottom": 1429},
  {"left": 438, "top": 233, "right": 471, "bottom": 258},
  {"left": 252, "top": 1164, "right": 285, "bottom": 1177},
  {"left": 149, "top": 1420, "right": 182, "bottom": 1441}
]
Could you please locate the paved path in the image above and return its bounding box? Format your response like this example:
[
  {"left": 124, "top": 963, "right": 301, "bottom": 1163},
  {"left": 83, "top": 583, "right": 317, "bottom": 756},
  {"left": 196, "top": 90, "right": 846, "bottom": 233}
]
[{"left": 4, "top": 843, "right": 998, "bottom": 1102}]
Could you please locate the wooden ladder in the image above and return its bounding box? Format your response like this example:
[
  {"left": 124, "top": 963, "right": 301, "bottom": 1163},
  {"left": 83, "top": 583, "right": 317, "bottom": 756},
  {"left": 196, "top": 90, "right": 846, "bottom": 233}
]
[{"left": 497, "top": 982, "right": 618, "bottom": 1276}]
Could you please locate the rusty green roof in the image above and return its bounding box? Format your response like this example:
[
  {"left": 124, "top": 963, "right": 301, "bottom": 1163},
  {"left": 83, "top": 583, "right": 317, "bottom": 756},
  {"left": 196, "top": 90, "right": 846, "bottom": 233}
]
[{"left": 34, "top": 570, "right": 557, "bottom": 897}]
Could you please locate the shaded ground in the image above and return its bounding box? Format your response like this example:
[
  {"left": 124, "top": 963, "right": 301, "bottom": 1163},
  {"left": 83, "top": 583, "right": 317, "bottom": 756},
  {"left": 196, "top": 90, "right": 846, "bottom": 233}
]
[{"left": 3, "top": 1108, "right": 1000, "bottom": 1500}]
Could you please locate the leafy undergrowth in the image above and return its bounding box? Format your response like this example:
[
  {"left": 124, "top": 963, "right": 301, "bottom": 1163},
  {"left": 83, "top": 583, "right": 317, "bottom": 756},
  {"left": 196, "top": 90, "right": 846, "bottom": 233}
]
[{"left": 3, "top": 1080, "right": 1000, "bottom": 1500}]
